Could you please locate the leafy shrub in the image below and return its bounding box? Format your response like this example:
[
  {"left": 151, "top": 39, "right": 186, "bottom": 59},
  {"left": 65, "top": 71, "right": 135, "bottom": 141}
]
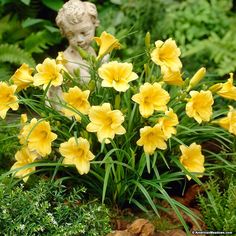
[
  {"left": 197, "top": 177, "right": 236, "bottom": 232},
  {"left": 0, "top": 180, "right": 111, "bottom": 235}
]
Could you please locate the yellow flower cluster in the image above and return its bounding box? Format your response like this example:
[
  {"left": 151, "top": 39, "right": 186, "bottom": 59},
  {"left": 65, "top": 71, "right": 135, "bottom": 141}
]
[{"left": 6, "top": 31, "right": 236, "bottom": 183}]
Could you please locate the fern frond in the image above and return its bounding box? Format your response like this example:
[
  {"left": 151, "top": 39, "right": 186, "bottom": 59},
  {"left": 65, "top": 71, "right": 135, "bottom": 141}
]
[
  {"left": 0, "top": 44, "right": 35, "bottom": 67},
  {"left": 24, "top": 29, "right": 61, "bottom": 54},
  {"left": 0, "top": 64, "right": 13, "bottom": 82}
]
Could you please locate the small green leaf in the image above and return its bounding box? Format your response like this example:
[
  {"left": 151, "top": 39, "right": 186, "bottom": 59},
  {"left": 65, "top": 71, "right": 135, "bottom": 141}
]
[
  {"left": 20, "top": 0, "right": 31, "bottom": 5},
  {"left": 41, "top": 0, "right": 64, "bottom": 11},
  {"left": 110, "top": 0, "right": 122, "bottom": 5},
  {"left": 22, "top": 18, "right": 46, "bottom": 28}
]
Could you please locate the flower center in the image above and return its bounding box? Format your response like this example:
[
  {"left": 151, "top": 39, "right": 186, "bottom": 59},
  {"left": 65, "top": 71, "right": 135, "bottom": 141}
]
[{"left": 40, "top": 130, "right": 48, "bottom": 139}]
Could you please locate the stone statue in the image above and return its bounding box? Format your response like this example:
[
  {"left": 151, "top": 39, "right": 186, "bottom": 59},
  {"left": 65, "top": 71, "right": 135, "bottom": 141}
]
[
  {"left": 56, "top": 0, "right": 99, "bottom": 83},
  {"left": 47, "top": 0, "right": 99, "bottom": 109}
]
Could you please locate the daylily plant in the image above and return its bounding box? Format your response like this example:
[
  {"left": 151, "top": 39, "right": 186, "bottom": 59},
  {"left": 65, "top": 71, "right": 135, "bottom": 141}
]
[{"left": 1, "top": 32, "right": 236, "bottom": 221}]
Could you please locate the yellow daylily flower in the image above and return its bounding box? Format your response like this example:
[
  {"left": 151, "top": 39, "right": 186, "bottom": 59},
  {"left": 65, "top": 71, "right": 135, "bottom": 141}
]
[
  {"left": 94, "top": 31, "right": 121, "bottom": 59},
  {"left": 19, "top": 118, "right": 57, "bottom": 157},
  {"left": 216, "top": 106, "right": 236, "bottom": 135},
  {"left": 137, "top": 125, "right": 167, "bottom": 155},
  {"left": 59, "top": 137, "right": 95, "bottom": 175},
  {"left": 179, "top": 143, "right": 205, "bottom": 180},
  {"left": 161, "top": 66, "right": 184, "bottom": 86},
  {"left": 56, "top": 51, "right": 67, "bottom": 65},
  {"left": 62, "top": 86, "right": 90, "bottom": 122},
  {"left": 132, "top": 82, "right": 170, "bottom": 118},
  {"left": 11, "top": 63, "right": 34, "bottom": 91},
  {"left": 98, "top": 61, "right": 138, "bottom": 92},
  {"left": 33, "top": 58, "right": 63, "bottom": 90},
  {"left": 187, "top": 67, "right": 206, "bottom": 91},
  {"left": 11, "top": 147, "right": 38, "bottom": 182},
  {"left": 86, "top": 103, "right": 126, "bottom": 144},
  {"left": 0, "top": 82, "right": 19, "bottom": 119},
  {"left": 158, "top": 108, "right": 179, "bottom": 139},
  {"left": 151, "top": 38, "right": 182, "bottom": 71},
  {"left": 186, "top": 90, "right": 214, "bottom": 124},
  {"left": 217, "top": 73, "right": 236, "bottom": 100}
]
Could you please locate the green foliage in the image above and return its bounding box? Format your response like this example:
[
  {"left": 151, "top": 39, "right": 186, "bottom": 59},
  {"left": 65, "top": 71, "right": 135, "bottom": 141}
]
[
  {"left": 0, "top": 120, "right": 20, "bottom": 170},
  {"left": 156, "top": 0, "right": 236, "bottom": 75},
  {"left": 0, "top": 180, "right": 111, "bottom": 235},
  {"left": 0, "top": 0, "right": 62, "bottom": 82},
  {"left": 96, "top": 0, "right": 236, "bottom": 75},
  {"left": 198, "top": 177, "right": 236, "bottom": 232},
  {"left": 0, "top": 44, "right": 35, "bottom": 66}
]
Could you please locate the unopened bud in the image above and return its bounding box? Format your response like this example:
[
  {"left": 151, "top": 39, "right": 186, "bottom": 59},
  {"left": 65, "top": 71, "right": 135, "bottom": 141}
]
[
  {"left": 145, "top": 32, "right": 151, "bottom": 49},
  {"left": 187, "top": 67, "right": 206, "bottom": 91},
  {"left": 115, "top": 94, "right": 121, "bottom": 109},
  {"left": 88, "top": 80, "right": 96, "bottom": 91},
  {"left": 76, "top": 46, "right": 89, "bottom": 60},
  {"left": 209, "top": 83, "right": 223, "bottom": 93}
]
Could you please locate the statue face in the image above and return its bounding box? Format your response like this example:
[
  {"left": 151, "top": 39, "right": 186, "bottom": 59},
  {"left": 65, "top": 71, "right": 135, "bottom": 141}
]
[{"left": 65, "top": 18, "right": 96, "bottom": 50}]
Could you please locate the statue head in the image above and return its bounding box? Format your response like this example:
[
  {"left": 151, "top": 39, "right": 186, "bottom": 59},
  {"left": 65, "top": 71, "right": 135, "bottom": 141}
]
[{"left": 56, "top": 0, "right": 99, "bottom": 50}]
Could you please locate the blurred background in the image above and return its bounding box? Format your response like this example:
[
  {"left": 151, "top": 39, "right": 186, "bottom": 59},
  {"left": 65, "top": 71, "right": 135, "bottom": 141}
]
[{"left": 0, "top": 0, "right": 236, "bottom": 81}]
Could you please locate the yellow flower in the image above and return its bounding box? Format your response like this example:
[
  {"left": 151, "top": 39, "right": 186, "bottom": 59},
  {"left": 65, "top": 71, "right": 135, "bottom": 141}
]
[
  {"left": 59, "top": 137, "right": 95, "bottom": 175},
  {"left": 179, "top": 143, "right": 205, "bottom": 180},
  {"left": 62, "top": 86, "right": 90, "bottom": 122},
  {"left": 137, "top": 125, "right": 167, "bottom": 155},
  {"left": 0, "top": 82, "right": 19, "bottom": 119},
  {"left": 86, "top": 103, "right": 126, "bottom": 144},
  {"left": 186, "top": 90, "right": 214, "bottom": 124},
  {"left": 217, "top": 73, "right": 236, "bottom": 100},
  {"left": 217, "top": 106, "right": 236, "bottom": 135},
  {"left": 56, "top": 52, "right": 67, "bottom": 65},
  {"left": 11, "top": 63, "right": 34, "bottom": 91},
  {"left": 151, "top": 38, "right": 182, "bottom": 71},
  {"left": 158, "top": 108, "right": 179, "bottom": 139},
  {"left": 161, "top": 66, "right": 184, "bottom": 86},
  {"left": 94, "top": 31, "right": 121, "bottom": 59},
  {"left": 19, "top": 118, "right": 57, "bottom": 157},
  {"left": 34, "top": 58, "right": 63, "bottom": 90},
  {"left": 11, "top": 147, "right": 38, "bottom": 182},
  {"left": 98, "top": 61, "right": 138, "bottom": 92},
  {"left": 132, "top": 82, "right": 170, "bottom": 118}
]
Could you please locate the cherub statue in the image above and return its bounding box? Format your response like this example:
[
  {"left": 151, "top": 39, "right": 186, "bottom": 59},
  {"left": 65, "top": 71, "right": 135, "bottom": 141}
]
[
  {"left": 47, "top": 0, "right": 99, "bottom": 109},
  {"left": 56, "top": 0, "right": 99, "bottom": 83}
]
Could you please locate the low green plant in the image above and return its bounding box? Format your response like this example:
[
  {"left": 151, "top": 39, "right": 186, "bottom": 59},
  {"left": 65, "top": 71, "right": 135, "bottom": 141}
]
[
  {"left": 197, "top": 176, "right": 236, "bottom": 232},
  {"left": 0, "top": 179, "right": 111, "bottom": 235}
]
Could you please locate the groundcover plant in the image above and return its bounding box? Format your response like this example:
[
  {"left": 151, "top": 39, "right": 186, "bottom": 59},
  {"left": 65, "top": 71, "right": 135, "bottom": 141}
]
[{"left": 1, "top": 32, "right": 236, "bottom": 234}]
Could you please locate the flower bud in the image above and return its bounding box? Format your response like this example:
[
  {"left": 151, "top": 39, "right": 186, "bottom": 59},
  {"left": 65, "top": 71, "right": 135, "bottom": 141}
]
[
  {"left": 187, "top": 67, "right": 206, "bottom": 91},
  {"left": 209, "top": 83, "right": 223, "bottom": 93},
  {"left": 115, "top": 94, "right": 121, "bottom": 109},
  {"left": 145, "top": 32, "right": 151, "bottom": 49}
]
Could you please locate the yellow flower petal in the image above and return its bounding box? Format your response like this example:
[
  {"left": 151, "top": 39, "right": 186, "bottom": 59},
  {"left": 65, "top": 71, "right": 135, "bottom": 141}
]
[
  {"left": 137, "top": 125, "right": 167, "bottom": 155},
  {"left": 33, "top": 58, "right": 63, "bottom": 90},
  {"left": 179, "top": 143, "right": 205, "bottom": 180},
  {"left": 151, "top": 38, "right": 182, "bottom": 71},
  {"left": 98, "top": 61, "right": 138, "bottom": 92},
  {"left": 60, "top": 137, "right": 95, "bottom": 175},
  {"left": 217, "top": 73, "right": 236, "bottom": 100},
  {"left": 94, "top": 31, "right": 121, "bottom": 59},
  {"left": 0, "top": 82, "right": 19, "bottom": 119},
  {"left": 86, "top": 103, "right": 126, "bottom": 143},
  {"left": 11, "top": 63, "right": 34, "bottom": 91},
  {"left": 132, "top": 82, "right": 170, "bottom": 118},
  {"left": 186, "top": 90, "right": 214, "bottom": 124}
]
